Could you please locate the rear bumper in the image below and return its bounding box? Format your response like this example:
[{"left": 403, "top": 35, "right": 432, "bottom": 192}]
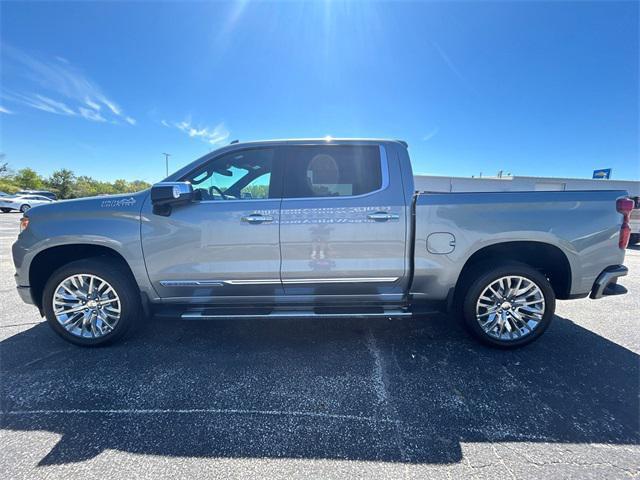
[{"left": 590, "top": 265, "right": 628, "bottom": 300}]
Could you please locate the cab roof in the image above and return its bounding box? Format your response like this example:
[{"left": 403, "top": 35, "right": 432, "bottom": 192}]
[{"left": 224, "top": 137, "right": 407, "bottom": 148}]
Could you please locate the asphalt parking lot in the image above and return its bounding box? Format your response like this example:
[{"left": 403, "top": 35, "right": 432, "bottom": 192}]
[{"left": 0, "top": 211, "right": 638, "bottom": 479}]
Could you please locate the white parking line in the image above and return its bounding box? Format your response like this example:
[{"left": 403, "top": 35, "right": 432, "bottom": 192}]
[
  {"left": 1, "top": 407, "right": 396, "bottom": 424},
  {"left": 365, "top": 329, "right": 388, "bottom": 404},
  {"left": 365, "top": 329, "right": 409, "bottom": 463}
]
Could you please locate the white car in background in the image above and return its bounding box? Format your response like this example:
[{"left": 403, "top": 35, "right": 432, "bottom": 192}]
[
  {"left": 15, "top": 189, "right": 57, "bottom": 200},
  {"left": 0, "top": 194, "right": 54, "bottom": 213}
]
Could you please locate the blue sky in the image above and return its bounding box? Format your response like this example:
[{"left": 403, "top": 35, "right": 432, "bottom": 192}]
[{"left": 1, "top": 1, "right": 638, "bottom": 183}]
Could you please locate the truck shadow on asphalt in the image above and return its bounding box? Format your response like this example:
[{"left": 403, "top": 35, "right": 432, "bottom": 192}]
[{"left": 1, "top": 314, "right": 638, "bottom": 466}]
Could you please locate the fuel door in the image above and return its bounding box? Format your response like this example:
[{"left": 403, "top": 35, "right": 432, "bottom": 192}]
[{"left": 427, "top": 232, "right": 456, "bottom": 255}]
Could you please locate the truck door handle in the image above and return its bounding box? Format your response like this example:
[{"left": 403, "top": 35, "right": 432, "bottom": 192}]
[
  {"left": 241, "top": 214, "right": 274, "bottom": 224},
  {"left": 367, "top": 211, "right": 399, "bottom": 221}
]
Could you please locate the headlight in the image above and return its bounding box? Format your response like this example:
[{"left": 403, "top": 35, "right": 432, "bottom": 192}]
[{"left": 19, "top": 217, "right": 29, "bottom": 233}]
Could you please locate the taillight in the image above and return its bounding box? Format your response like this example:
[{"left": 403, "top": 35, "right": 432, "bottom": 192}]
[
  {"left": 616, "top": 197, "right": 634, "bottom": 249},
  {"left": 19, "top": 216, "right": 29, "bottom": 233}
]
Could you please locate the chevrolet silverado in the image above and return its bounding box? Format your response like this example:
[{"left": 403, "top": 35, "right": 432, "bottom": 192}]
[{"left": 12, "top": 139, "right": 632, "bottom": 348}]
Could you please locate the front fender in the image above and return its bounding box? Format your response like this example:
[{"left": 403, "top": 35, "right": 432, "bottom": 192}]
[{"left": 12, "top": 192, "right": 154, "bottom": 299}]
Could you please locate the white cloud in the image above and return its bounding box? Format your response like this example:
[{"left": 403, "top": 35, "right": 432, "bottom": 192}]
[
  {"left": 84, "top": 97, "right": 101, "bottom": 111},
  {"left": 422, "top": 127, "right": 440, "bottom": 142},
  {"left": 432, "top": 42, "right": 476, "bottom": 95},
  {"left": 79, "top": 107, "right": 106, "bottom": 122},
  {"left": 35, "top": 95, "right": 76, "bottom": 115},
  {"left": 99, "top": 96, "right": 122, "bottom": 116},
  {"left": 2, "top": 90, "right": 75, "bottom": 116},
  {"left": 174, "top": 118, "right": 229, "bottom": 145},
  {"left": 0, "top": 106, "right": 13, "bottom": 114},
  {"left": 160, "top": 119, "right": 171, "bottom": 127},
  {"left": 2, "top": 45, "right": 136, "bottom": 125}
]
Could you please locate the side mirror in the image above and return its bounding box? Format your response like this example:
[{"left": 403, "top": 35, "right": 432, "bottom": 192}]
[{"left": 151, "top": 182, "right": 193, "bottom": 216}]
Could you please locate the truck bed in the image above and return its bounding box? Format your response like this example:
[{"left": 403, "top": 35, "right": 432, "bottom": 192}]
[{"left": 410, "top": 189, "right": 627, "bottom": 301}]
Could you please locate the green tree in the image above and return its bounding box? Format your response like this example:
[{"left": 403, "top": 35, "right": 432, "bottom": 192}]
[
  {"left": 73, "top": 175, "right": 98, "bottom": 198},
  {"left": 128, "top": 180, "right": 151, "bottom": 192},
  {"left": 0, "top": 162, "right": 150, "bottom": 198},
  {"left": 112, "top": 179, "right": 129, "bottom": 193},
  {"left": 47, "top": 169, "right": 77, "bottom": 199},
  {"left": 0, "top": 180, "right": 19, "bottom": 194},
  {"left": 14, "top": 168, "right": 43, "bottom": 190}
]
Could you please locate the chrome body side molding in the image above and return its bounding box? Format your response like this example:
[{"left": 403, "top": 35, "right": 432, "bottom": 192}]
[
  {"left": 160, "top": 277, "right": 399, "bottom": 287},
  {"left": 282, "top": 277, "right": 398, "bottom": 284}
]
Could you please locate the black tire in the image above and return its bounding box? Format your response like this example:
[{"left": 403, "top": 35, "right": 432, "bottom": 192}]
[
  {"left": 460, "top": 261, "right": 555, "bottom": 348},
  {"left": 42, "top": 258, "right": 141, "bottom": 346},
  {"left": 0, "top": 208, "right": 12, "bottom": 213},
  {"left": 19, "top": 204, "right": 30, "bottom": 213},
  {"left": 630, "top": 233, "right": 640, "bottom": 246}
]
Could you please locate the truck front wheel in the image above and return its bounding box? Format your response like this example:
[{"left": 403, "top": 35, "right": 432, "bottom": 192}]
[
  {"left": 461, "top": 262, "right": 555, "bottom": 348},
  {"left": 42, "top": 258, "right": 140, "bottom": 346}
]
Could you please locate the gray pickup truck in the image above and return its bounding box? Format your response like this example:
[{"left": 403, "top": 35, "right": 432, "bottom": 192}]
[{"left": 12, "top": 139, "right": 633, "bottom": 348}]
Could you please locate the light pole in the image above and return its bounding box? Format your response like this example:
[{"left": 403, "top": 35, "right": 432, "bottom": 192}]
[{"left": 162, "top": 153, "right": 171, "bottom": 177}]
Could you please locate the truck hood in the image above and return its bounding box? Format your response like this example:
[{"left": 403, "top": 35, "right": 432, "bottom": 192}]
[{"left": 25, "top": 190, "right": 150, "bottom": 219}]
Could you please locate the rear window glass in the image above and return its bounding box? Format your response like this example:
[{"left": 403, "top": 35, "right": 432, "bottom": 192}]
[{"left": 283, "top": 145, "right": 382, "bottom": 198}]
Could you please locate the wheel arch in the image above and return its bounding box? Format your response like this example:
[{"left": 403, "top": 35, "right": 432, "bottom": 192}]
[
  {"left": 454, "top": 241, "right": 573, "bottom": 301},
  {"left": 29, "top": 244, "right": 138, "bottom": 312}
]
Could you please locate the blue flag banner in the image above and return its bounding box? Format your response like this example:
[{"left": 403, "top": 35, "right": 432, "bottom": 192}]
[{"left": 592, "top": 169, "right": 612, "bottom": 179}]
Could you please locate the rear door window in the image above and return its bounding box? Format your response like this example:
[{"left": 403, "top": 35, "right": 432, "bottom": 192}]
[{"left": 282, "top": 145, "right": 383, "bottom": 198}]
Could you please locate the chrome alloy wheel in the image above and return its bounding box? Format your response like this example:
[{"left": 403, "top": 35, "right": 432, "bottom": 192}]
[
  {"left": 475, "top": 275, "right": 545, "bottom": 341},
  {"left": 52, "top": 274, "right": 121, "bottom": 338}
]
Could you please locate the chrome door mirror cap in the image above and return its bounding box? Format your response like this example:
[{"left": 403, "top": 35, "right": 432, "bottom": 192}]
[
  {"left": 151, "top": 182, "right": 193, "bottom": 206},
  {"left": 151, "top": 182, "right": 194, "bottom": 215}
]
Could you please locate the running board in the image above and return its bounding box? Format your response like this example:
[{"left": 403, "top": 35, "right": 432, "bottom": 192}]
[{"left": 181, "top": 310, "right": 412, "bottom": 320}]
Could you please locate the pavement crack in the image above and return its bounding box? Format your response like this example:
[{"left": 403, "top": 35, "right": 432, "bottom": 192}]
[
  {"left": 492, "top": 444, "right": 517, "bottom": 479},
  {"left": 11, "top": 348, "right": 72, "bottom": 370},
  {"left": 1, "top": 321, "right": 43, "bottom": 328}
]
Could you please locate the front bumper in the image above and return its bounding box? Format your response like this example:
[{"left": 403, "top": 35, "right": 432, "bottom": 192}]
[
  {"left": 16, "top": 284, "right": 35, "bottom": 305},
  {"left": 590, "top": 265, "right": 628, "bottom": 300}
]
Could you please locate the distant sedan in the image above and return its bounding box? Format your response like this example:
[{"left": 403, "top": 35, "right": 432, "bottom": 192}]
[
  {"left": 0, "top": 194, "right": 54, "bottom": 213},
  {"left": 15, "top": 189, "right": 58, "bottom": 200}
]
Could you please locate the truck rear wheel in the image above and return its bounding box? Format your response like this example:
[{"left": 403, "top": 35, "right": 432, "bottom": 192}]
[
  {"left": 461, "top": 262, "right": 555, "bottom": 348},
  {"left": 42, "top": 258, "right": 140, "bottom": 346}
]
